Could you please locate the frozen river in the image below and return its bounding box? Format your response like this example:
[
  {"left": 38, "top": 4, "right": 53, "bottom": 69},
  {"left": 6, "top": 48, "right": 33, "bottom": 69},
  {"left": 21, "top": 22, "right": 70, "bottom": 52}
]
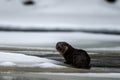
[
  {"left": 0, "top": 32, "right": 120, "bottom": 80},
  {"left": 0, "top": 32, "right": 120, "bottom": 49},
  {"left": 0, "top": 72, "right": 120, "bottom": 80}
]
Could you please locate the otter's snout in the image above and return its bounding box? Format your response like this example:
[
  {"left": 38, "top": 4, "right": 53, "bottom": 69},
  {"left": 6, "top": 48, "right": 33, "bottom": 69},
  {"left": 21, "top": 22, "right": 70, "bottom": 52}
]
[
  {"left": 56, "top": 42, "right": 69, "bottom": 53},
  {"left": 56, "top": 42, "right": 63, "bottom": 51}
]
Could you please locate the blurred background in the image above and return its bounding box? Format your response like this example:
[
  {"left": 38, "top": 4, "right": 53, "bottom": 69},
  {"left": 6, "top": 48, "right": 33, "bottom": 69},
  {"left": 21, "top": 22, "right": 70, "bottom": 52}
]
[{"left": 0, "top": 0, "right": 120, "bottom": 49}]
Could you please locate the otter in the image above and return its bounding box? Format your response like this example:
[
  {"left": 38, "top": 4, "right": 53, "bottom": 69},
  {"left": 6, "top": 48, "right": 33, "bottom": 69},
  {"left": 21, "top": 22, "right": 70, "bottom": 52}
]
[{"left": 56, "top": 42, "right": 91, "bottom": 69}]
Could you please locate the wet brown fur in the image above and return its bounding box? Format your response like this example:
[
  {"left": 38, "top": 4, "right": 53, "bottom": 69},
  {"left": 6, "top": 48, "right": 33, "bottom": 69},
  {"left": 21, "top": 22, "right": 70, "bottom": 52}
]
[{"left": 56, "top": 42, "right": 91, "bottom": 69}]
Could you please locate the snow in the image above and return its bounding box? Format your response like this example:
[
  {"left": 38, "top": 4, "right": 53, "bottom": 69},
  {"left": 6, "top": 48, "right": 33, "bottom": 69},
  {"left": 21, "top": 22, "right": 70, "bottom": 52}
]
[
  {"left": 0, "top": 0, "right": 120, "bottom": 31},
  {"left": 34, "top": 62, "right": 64, "bottom": 68},
  {"left": 0, "top": 32, "right": 120, "bottom": 48},
  {"left": 0, "top": 52, "right": 65, "bottom": 68},
  {"left": 0, "top": 62, "right": 16, "bottom": 67}
]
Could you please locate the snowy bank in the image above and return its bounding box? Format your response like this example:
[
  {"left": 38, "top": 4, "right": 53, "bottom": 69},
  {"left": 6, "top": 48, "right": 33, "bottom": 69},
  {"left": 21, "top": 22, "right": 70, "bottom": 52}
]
[
  {"left": 0, "top": 52, "right": 65, "bottom": 68},
  {"left": 0, "top": 0, "right": 120, "bottom": 31}
]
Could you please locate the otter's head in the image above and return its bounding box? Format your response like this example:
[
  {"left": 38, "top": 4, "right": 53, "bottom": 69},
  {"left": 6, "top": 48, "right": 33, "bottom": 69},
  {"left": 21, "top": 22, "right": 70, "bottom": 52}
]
[{"left": 56, "top": 42, "right": 71, "bottom": 56}]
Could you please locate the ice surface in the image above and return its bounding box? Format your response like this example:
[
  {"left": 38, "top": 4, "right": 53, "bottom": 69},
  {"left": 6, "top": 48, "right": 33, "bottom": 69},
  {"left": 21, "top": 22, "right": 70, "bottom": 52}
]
[
  {"left": 34, "top": 62, "right": 65, "bottom": 68},
  {"left": 0, "top": 52, "right": 65, "bottom": 68},
  {"left": 0, "top": 32, "right": 120, "bottom": 48},
  {"left": 0, "top": 62, "right": 16, "bottom": 67},
  {"left": 38, "top": 73, "right": 120, "bottom": 78}
]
